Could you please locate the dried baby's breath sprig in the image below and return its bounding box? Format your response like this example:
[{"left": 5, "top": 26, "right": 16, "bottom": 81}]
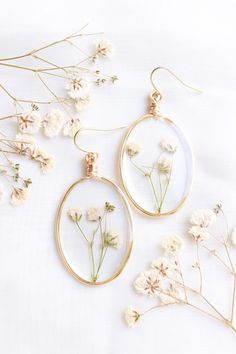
[
  {"left": 0, "top": 25, "right": 117, "bottom": 205},
  {"left": 125, "top": 204, "right": 236, "bottom": 333},
  {"left": 68, "top": 201, "right": 121, "bottom": 282},
  {"left": 126, "top": 137, "right": 177, "bottom": 214}
]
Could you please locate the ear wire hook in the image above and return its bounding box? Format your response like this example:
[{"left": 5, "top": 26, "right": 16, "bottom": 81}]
[
  {"left": 150, "top": 66, "right": 203, "bottom": 97},
  {"left": 73, "top": 125, "right": 127, "bottom": 154}
]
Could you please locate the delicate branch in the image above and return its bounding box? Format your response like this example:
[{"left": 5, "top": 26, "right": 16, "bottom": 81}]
[{"left": 196, "top": 239, "right": 203, "bottom": 293}]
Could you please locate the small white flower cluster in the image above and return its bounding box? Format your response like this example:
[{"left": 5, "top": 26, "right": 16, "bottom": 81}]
[
  {"left": 11, "top": 188, "right": 29, "bottom": 206},
  {"left": 66, "top": 78, "right": 91, "bottom": 115},
  {"left": 96, "top": 38, "right": 113, "bottom": 58},
  {"left": 188, "top": 209, "right": 216, "bottom": 241},
  {"left": 17, "top": 109, "right": 81, "bottom": 139},
  {"left": 68, "top": 201, "right": 121, "bottom": 282},
  {"left": 126, "top": 138, "right": 177, "bottom": 175},
  {"left": 104, "top": 231, "right": 121, "bottom": 249},
  {"left": 125, "top": 205, "right": 236, "bottom": 330},
  {"left": 126, "top": 138, "right": 178, "bottom": 214},
  {"left": 157, "top": 138, "right": 177, "bottom": 174},
  {"left": 14, "top": 134, "right": 54, "bottom": 175},
  {"left": 126, "top": 142, "right": 141, "bottom": 157},
  {"left": 125, "top": 234, "right": 185, "bottom": 327},
  {"left": 68, "top": 202, "right": 121, "bottom": 249},
  {"left": 0, "top": 35, "right": 116, "bottom": 206},
  {"left": 124, "top": 307, "right": 140, "bottom": 327},
  {"left": 0, "top": 133, "right": 54, "bottom": 206}
]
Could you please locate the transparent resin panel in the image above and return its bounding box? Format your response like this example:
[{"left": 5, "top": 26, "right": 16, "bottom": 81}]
[
  {"left": 120, "top": 116, "right": 193, "bottom": 216},
  {"left": 56, "top": 177, "right": 132, "bottom": 285}
]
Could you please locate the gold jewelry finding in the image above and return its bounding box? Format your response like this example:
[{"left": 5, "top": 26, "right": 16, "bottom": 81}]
[
  {"left": 56, "top": 140, "right": 133, "bottom": 285},
  {"left": 119, "top": 66, "right": 201, "bottom": 218}
]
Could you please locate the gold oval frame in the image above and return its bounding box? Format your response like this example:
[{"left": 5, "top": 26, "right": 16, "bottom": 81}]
[
  {"left": 119, "top": 114, "right": 194, "bottom": 218},
  {"left": 55, "top": 175, "right": 133, "bottom": 286}
]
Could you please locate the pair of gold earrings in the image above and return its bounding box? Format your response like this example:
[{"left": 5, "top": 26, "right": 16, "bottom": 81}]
[{"left": 55, "top": 66, "right": 201, "bottom": 285}]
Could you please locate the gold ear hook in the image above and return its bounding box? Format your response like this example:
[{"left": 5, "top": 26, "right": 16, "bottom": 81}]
[
  {"left": 73, "top": 125, "right": 127, "bottom": 154},
  {"left": 150, "top": 66, "right": 203, "bottom": 97}
]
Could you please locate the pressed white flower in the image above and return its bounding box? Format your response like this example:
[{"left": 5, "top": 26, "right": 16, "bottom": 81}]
[
  {"left": 68, "top": 208, "right": 82, "bottom": 222},
  {"left": 14, "top": 134, "right": 36, "bottom": 153},
  {"left": 157, "top": 156, "right": 172, "bottom": 174},
  {"left": 30, "top": 146, "right": 54, "bottom": 174},
  {"left": 231, "top": 227, "right": 236, "bottom": 246},
  {"left": 126, "top": 142, "right": 140, "bottom": 157},
  {"left": 42, "top": 109, "right": 65, "bottom": 137},
  {"left": 0, "top": 184, "right": 5, "bottom": 204},
  {"left": 11, "top": 188, "right": 29, "bottom": 206},
  {"left": 63, "top": 119, "right": 81, "bottom": 138},
  {"left": 105, "top": 202, "right": 115, "bottom": 212},
  {"left": 188, "top": 225, "right": 210, "bottom": 241},
  {"left": 74, "top": 95, "right": 91, "bottom": 112},
  {"left": 40, "top": 155, "right": 54, "bottom": 174},
  {"left": 66, "top": 78, "right": 89, "bottom": 99},
  {"left": 151, "top": 257, "right": 171, "bottom": 277},
  {"left": 104, "top": 231, "right": 121, "bottom": 249},
  {"left": 162, "top": 235, "right": 185, "bottom": 255},
  {"left": 96, "top": 38, "right": 113, "bottom": 57},
  {"left": 160, "top": 139, "right": 177, "bottom": 153},
  {"left": 17, "top": 112, "right": 41, "bottom": 134},
  {"left": 87, "top": 207, "right": 103, "bottom": 221},
  {"left": 213, "top": 203, "right": 223, "bottom": 215},
  {"left": 134, "top": 270, "right": 160, "bottom": 296},
  {"left": 190, "top": 209, "right": 216, "bottom": 227},
  {"left": 124, "top": 307, "right": 140, "bottom": 327}
]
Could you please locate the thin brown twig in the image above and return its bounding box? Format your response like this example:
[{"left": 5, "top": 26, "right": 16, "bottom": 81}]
[
  {"left": 0, "top": 24, "right": 91, "bottom": 62},
  {"left": 202, "top": 244, "right": 232, "bottom": 273},
  {"left": 196, "top": 239, "right": 203, "bottom": 293}
]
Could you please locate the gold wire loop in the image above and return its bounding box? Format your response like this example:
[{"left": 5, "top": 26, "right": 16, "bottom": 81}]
[
  {"left": 73, "top": 126, "right": 127, "bottom": 154},
  {"left": 149, "top": 91, "right": 162, "bottom": 116},
  {"left": 85, "top": 152, "right": 98, "bottom": 177},
  {"left": 150, "top": 66, "right": 203, "bottom": 96}
]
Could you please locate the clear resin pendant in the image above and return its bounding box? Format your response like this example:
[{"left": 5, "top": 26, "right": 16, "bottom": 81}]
[
  {"left": 119, "top": 92, "right": 193, "bottom": 218},
  {"left": 56, "top": 153, "right": 133, "bottom": 285}
]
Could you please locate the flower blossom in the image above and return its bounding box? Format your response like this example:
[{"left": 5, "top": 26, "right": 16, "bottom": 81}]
[
  {"left": 63, "top": 119, "right": 81, "bottom": 138},
  {"left": 68, "top": 208, "right": 82, "bottom": 222},
  {"left": 17, "top": 112, "right": 41, "bottom": 134},
  {"left": 134, "top": 270, "right": 160, "bottom": 296},
  {"left": 87, "top": 207, "right": 103, "bottom": 221},
  {"left": 124, "top": 307, "right": 140, "bottom": 327},
  {"left": 104, "top": 231, "right": 121, "bottom": 249},
  {"left": 11, "top": 188, "right": 29, "bottom": 206},
  {"left": 126, "top": 142, "right": 140, "bottom": 157},
  {"left": 190, "top": 209, "right": 216, "bottom": 228},
  {"left": 42, "top": 109, "right": 65, "bottom": 137},
  {"left": 96, "top": 38, "right": 113, "bottom": 57},
  {"left": 160, "top": 139, "right": 177, "bottom": 153},
  {"left": 162, "top": 235, "right": 185, "bottom": 255},
  {"left": 157, "top": 157, "right": 172, "bottom": 174}
]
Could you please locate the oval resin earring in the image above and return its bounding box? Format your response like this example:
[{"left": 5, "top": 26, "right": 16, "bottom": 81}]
[
  {"left": 119, "top": 66, "right": 201, "bottom": 218},
  {"left": 56, "top": 136, "right": 133, "bottom": 286}
]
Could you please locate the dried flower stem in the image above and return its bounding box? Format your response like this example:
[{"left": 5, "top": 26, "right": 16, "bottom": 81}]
[
  {"left": 129, "top": 154, "right": 174, "bottom": 213},
  {"left": 202, "top": 244, "right": 232, "bottom": 272},
  {"left": 128, "top": 207, "right": 236, "bottom": 332},
  {"left": 196, "top": 239, "right": 203, "bottom": 293},
  {"left": 71, "top": 205, "right": 119, "bottom": 283}
]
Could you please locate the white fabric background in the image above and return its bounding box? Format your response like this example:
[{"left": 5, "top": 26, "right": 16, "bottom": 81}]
[{"left": 1, "top": 0, "right": 236, "bottom": 353}]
